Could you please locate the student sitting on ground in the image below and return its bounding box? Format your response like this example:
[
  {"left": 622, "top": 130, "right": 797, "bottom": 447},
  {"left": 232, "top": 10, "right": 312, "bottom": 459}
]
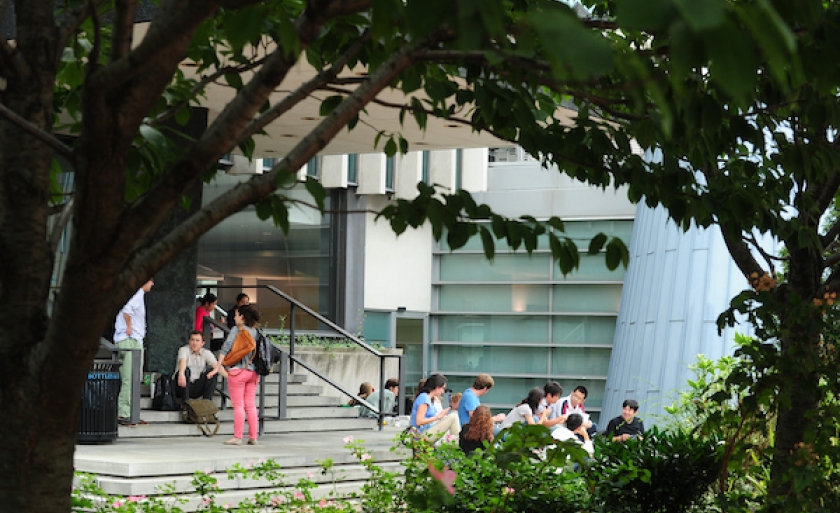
[
  {"left": 551, "top": 413, "right": 594, "bottom": 457},
  {"left": 410, "top": 374, "right": 460, "bottom": 441},
  {"left": 360, "top": 378, "right": 399, "bottom": 418},
  {"left": 536, "top": 382, "right": 565, "bottom": 432},
  {"left": 348, "top": 382, "right": 373, "bottom": 407},
  {"left": 605, "top": 399, "right": 644, "bottom": 442},
  {"left": 498, "top": 387, "right": 547, "bottom": 430},
  {"left": 175, "top": 330, "right": 225, "bottom": 402},
  {"left": 459, "top": 405, "right": 495, "bottom": 455}
]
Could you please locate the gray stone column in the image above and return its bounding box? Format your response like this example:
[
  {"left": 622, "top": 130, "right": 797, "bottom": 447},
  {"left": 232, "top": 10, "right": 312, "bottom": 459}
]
[{"left": 146, "top": 108, "right": 207, "bottom": 374}]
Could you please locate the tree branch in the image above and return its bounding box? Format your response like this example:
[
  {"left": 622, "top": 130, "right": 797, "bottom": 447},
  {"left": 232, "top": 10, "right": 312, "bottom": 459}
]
[
  {"left": 237, "top": 30, "right": 372, "bottom": 143},
  {"left": 86, "top": 0, "right": 220, "bottom": 92},
  {"left": 109, "top": 0, "right": 138, "bottom": 62},
  {"left": 148, "top": 58, "right": 267, "bottom": 127},
  {"left": 57, "top": 0, "right": 112, "bottom": 56},
  {"left": 821, "top": 217, "right": 840, "bottom": 249},
  {"left": 0, "top": 103, "right": 74, "bottom": 159},
  {"left": 720, "top": 222, "right": 767, "bottom": 285},
  {"left": 119, "top": 26, "right": 440, "bottom": 291}
]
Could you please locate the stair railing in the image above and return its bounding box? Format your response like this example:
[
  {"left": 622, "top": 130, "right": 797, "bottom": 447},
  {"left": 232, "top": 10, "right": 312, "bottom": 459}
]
[{"left": 198, "top": 285, "right": 405, "bottom": 433}]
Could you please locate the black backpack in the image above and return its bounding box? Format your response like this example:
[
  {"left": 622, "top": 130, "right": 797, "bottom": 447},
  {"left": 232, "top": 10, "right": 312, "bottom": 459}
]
[
  {"left": 152, "top": 373, "right": 180, "bottom": 411},
  {"left": 254, "top": 330, "right": 280, "bottom": 376}
]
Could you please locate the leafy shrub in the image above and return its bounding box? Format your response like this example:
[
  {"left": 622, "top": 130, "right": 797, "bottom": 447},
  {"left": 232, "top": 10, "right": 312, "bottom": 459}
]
[{"left": 587, "top": 427, "right": 723, "bottom": 513}]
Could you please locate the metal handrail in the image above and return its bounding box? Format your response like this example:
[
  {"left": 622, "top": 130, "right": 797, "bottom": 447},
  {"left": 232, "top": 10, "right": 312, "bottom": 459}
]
[{"left": 198, "top": 284, "right": 406, "bottom": 430}]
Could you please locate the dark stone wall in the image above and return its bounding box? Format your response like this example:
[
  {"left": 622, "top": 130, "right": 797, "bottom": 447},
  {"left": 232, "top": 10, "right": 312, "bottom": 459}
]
[{"left": 145, "top": 108, "right": 207, "bottom": 374}]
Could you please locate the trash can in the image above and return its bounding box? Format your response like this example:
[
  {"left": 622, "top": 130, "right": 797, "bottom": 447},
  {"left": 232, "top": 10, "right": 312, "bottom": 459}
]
[{"left": 77, "top": 361, "right": 122, "bottom": 444}]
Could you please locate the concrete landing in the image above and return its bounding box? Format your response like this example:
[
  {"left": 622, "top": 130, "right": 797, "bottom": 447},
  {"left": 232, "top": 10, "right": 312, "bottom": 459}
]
[{"left": 74, "top": 427, "right": 408, "bottom": 510}]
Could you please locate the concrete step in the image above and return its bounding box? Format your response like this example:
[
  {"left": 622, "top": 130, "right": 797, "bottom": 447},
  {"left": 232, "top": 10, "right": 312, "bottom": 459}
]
[
  {"left": 116, "top": 417, "right": 378, "bottom": 438},
  {"left": 75, "top": 430, "right": 409, "bottom": 512},
  {"left": 138, "top": 406, "right": 362, "bottom": 423},
  {"left": 139, "top": 393, "right": 342, "bottom": 410}
]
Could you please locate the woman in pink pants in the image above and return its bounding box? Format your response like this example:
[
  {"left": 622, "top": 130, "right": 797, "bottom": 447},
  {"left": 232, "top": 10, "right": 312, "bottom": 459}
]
[{"left": 215, "top": 304, "right": 261, "bottom": 446}]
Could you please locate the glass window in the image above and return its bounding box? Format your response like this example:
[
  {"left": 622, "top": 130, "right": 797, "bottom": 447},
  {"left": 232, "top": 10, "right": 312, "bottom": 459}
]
[
  {"left": 556, "top": 254, "right": 627, "bottom": 281},
  {"left": 439, "top": 284, "right": 549, "bottom": 312},
  {"left": 552, "top": 315, "right": 617, "bottom": 345},
  {"left": 197, "top": 175, "right": 335, "bottom": 330},
  {"left": 422, "top": 151, "right": 430, "bottom": 184},
  {"left": 455, "top": 149, "right": 463, "bottom": 190},
  {"left": 263, "top": 157, "right": 277, "bottom": 171},
  {"left": 307, "top": 156, "right": 320, "bottom": 178},
  {"left": 551, "top": 347, "right": 611, "bottom": 376},
  {"left": 363, "top": 311, "right": 391, "bottom": 345},
  {"left": 437, "top": 346, "right": 549, "bottom": 375},
  {"left": 347, "top": 154, "right": 358, "bottom": 185},
  {"left": 559, "top": 220, "right": 633, "bottom": 246},
  {"left": 437, "top": 315, "right": 549, "bottom": 343},
  {"left": 440, "top": 254, "right": 551, "bottom": 281},
  {"left": 385, "top": 156, "right": 394, "bottom": 190},
  {"left": 442, "top": 376, "right": 549, "bottom": 408},
  {"left": 552, "top": 284, "right": 622, "bottom": 313}
]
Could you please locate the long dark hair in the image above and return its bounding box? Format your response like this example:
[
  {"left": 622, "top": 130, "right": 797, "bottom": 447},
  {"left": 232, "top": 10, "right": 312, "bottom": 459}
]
[
  {"left": 237, "top": 304, "right": 260, "bottom": 327},
  {"left": 518, "top": 387, "right": 545, "bottom": 414},
  {"left": 420, "top": 374, "right": 447, "bottom": 394}
]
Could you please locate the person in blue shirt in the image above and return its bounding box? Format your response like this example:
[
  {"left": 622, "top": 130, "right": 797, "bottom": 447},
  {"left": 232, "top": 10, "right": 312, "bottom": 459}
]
[
  {"left": 458, "top": 374, "right": 507, "bottom": 427},
  {"left": 410, "top": 374, "right": 460, "bottom": 440}
]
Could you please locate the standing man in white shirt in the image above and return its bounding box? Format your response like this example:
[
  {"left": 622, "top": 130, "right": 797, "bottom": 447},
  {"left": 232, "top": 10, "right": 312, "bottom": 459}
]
[{"left": 114, "top": 278, "right": 154, "bottom": 425}]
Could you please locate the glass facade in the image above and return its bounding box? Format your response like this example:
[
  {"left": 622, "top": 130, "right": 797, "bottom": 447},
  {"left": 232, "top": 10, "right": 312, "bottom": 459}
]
[
  {"left": 431, "top": 220, "right": 632, "bottom": 423},
  {"left": 197, "top": 173, "right": 336, "bottom": 330}
]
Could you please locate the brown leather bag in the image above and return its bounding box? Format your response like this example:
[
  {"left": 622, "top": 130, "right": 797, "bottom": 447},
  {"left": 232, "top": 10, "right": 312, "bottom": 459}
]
[{"left": 222, "top": 328, "right": 256, "bottom": 366}]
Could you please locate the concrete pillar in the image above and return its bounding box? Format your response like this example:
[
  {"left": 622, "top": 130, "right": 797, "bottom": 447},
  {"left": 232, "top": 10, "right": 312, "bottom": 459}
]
[{"left": 146, "top": 108, "right": 207, "bottom": 374}]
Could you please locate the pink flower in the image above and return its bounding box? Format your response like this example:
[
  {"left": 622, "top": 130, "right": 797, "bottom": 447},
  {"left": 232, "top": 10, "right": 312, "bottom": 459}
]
[
  {"left": 319, "top": 498, "right": 328, "bottom": 507},
  {"left": 503, "top": 487, "right": 515, "bottom": 494},
  {"left": 112, "top": 500, "right": 124, "bottom": 508},
  {"left": 203, "top": 498, "right": 212, "bottom": 506},
  {"left": 223, "top": 502, "right": 232, "bottom": 509},
  {"left": 204, "top": 469, "right": 213, "bottom": 475},
  {"left": 360, "top": 453, "right": 372, "bottom": 461},
  {"left": 342, "top": 435, "right": 354, "bottom": 443},
  {"left": 271, "top": 496, "right": 284, "bottom": 506},
  {"left": 428, "top": 461, "right": 456, "bottom": 495},
  {"left": 247, "top": 460, "right": 255, "bottom": 468},
  {"left": 444, "top": 434, "right": 458, "bottom": 443},
  {"left": 127, "top": 495, "right": 146, "bottom": 502},
  {"left": 307, "top": 470, "right": 314, "bottom": 478},
  {"left": 293, "top": 491, "right": 305, "bottom": 500}
]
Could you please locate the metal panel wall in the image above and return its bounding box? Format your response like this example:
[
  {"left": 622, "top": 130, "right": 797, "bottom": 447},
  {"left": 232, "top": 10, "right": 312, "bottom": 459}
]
[{"left": 603, "top": 204, "right": 770, "bottom": 425}]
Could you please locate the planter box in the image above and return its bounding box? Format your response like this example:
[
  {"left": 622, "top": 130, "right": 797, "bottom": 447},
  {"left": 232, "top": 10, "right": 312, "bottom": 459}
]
[{"left": 278, "top": 347, "right": 403, "bottom": 402}]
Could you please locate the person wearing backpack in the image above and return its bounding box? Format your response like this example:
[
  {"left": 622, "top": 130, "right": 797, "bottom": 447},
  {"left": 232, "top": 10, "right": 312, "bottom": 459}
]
[
  {"left": 213, "top": 304, "right": 261, "bottom": 446},
  {"left": 176, "top": 330, "right": 224, "bottom": 402}
]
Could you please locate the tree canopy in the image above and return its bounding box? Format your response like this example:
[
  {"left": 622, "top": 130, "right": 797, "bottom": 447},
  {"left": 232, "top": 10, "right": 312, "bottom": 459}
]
[{"left": 2, "top": 0, "right": 840, "bottom": 511}]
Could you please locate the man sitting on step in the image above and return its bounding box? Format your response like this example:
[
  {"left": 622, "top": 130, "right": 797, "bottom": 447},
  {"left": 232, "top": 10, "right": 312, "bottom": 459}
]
[{"left": 175, "top": 330, "right": 225, "bottom": 402}]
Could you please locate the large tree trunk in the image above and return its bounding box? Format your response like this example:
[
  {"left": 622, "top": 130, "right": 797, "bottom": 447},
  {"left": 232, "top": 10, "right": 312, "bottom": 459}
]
[{"left": 767, "top": 243, "right": 823, "bottom": 509}]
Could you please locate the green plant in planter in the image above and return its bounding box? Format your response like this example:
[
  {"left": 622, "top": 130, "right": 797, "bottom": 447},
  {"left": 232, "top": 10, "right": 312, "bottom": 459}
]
[{"left": 587, "top": 427, "right": 723, "bottom": 513}]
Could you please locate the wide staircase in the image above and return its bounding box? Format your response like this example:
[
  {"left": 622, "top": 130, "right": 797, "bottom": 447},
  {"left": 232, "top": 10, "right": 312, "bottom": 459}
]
[
  {"left": 119, "top": 371, "right": 376, "bottom": 438},
  {"left": 74, "top": 371, "right": 407, "bottom": 511}
]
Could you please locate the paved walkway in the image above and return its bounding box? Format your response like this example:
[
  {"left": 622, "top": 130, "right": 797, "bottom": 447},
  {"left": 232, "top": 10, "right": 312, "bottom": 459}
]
[{"left": 74, "top": 426, "right": 406, "bottom": 478}]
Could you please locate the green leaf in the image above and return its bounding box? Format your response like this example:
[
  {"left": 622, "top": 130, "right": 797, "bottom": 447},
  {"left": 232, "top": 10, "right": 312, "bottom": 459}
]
[
  {"left": 174, "top": 106, "right": 191, "bottom": 126},
  {"left": 606, "top": 240, "right": 622, "bottom": 270},
  {"left": 673, "top": 0, "right": 724, "bottom": 31},
  {"left": 320, "top": 95, "right": 344, "bottom": 116},
  {"left": 616, "top": 0, "right": 677, "bottom": 32},
  {"left": 447, "top": 223, "right": 471, "bottom": 250},
  {"left": 479, "top": 226, "right": 495, "bottom": 261},
  {"left": 383, "top": 137, "right": 397, "bottom": 157},
  {"left": 256, "top": 197, "right": 272, "bottom": 220},
  {"left": 270, "top": 196, "right": 290, "bottom": 233},
  {"left": 238, "top": 137, "right": 256, "bottom": 159},
  {"left": 529, "top": 9, "right": 613, "bottom": 79},
  {"left": 588, "top": 232, "right": 608, "bottom": 254},
  {"left": 304, "top": 176, "right": 326, "bottom": 211}
]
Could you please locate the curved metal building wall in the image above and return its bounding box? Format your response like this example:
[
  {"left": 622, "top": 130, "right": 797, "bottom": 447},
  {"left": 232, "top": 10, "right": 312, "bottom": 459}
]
[{"left": 603, "top": 204, "right": 761, "bottom": 425}]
